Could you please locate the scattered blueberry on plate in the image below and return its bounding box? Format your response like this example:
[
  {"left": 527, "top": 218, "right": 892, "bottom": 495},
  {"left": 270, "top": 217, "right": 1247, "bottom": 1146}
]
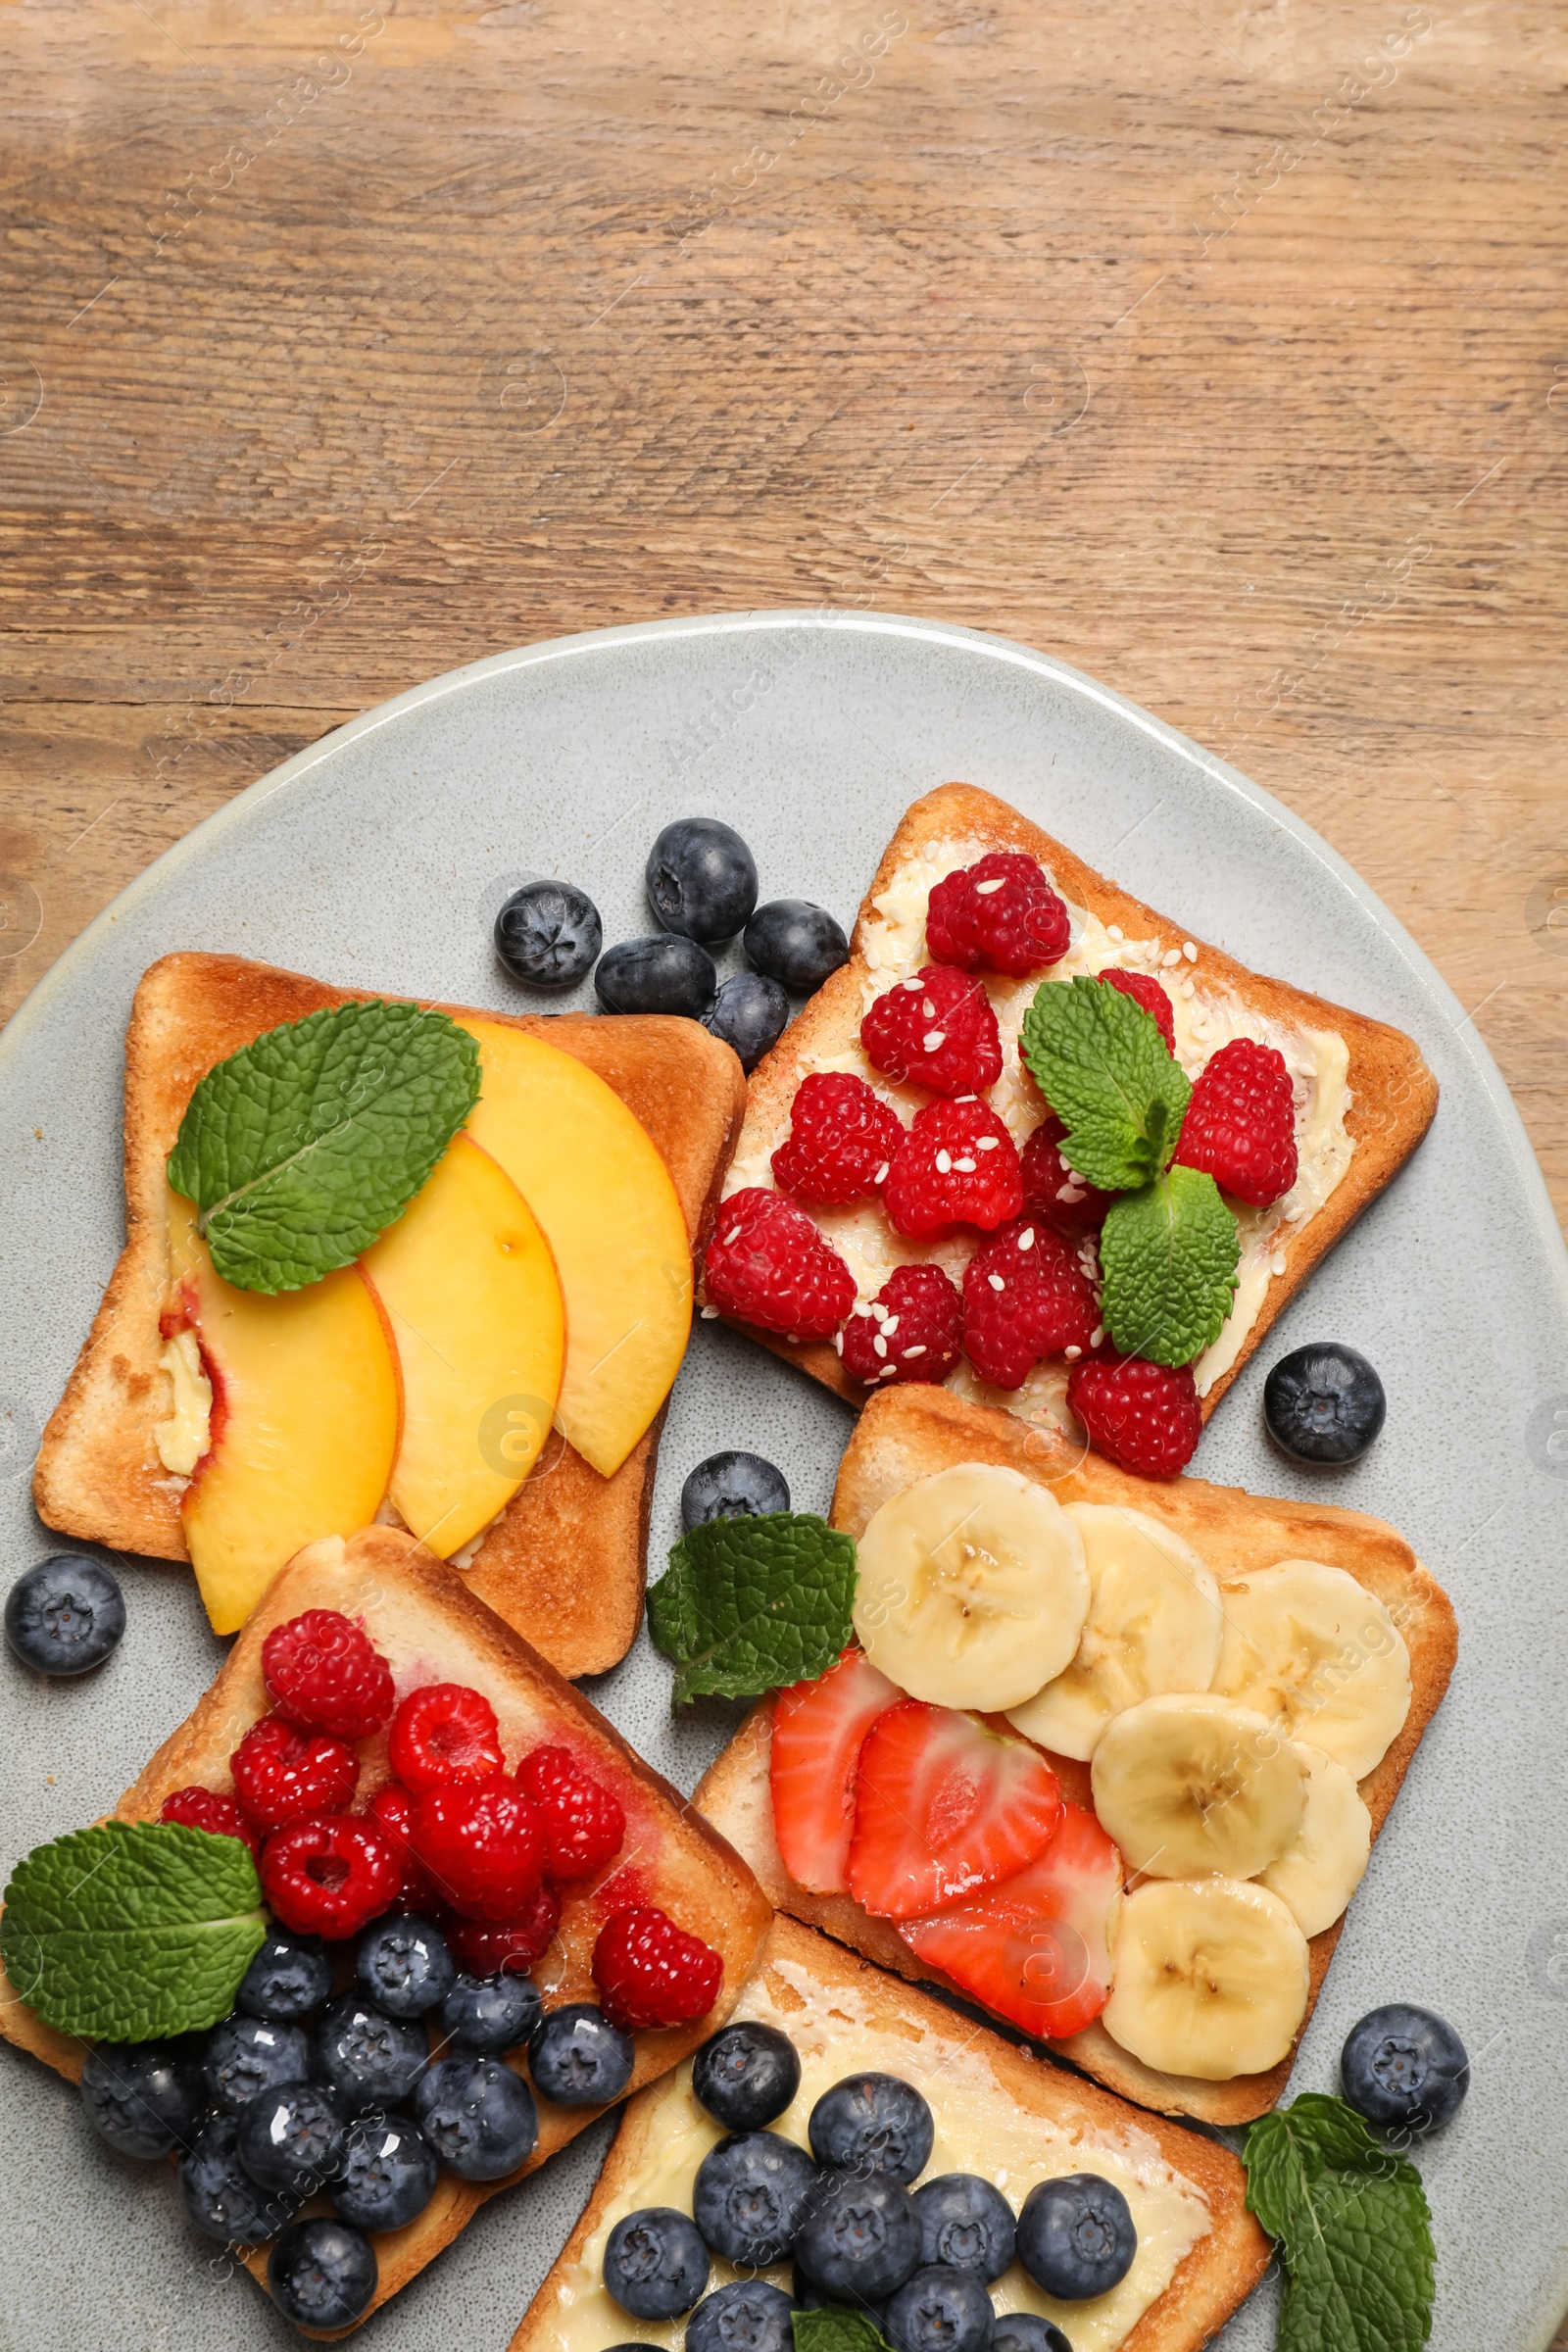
[
  {"left": 5, "top": 1554, "right": 124, "bottom": 1675},
  {"left": 691, "top": 2019, "right": 801, "bottom": 2131},
  {"left": 596, "top": 934, "right": 718, "bottom": 1019},
  {"left": 703, "top": 969, "right": 790, "bottom": 1072},
  {"left": 744, "top": 898, "right": 850, "bottom": 993},
  {"left": 647, "top": 818, "right": 759, "bottom": 943},
  {"left": 1264, "top": 1342, "right": 1386, "bottom": 1464},
  {"left": 527, "top": 2003, "right": 634, "bottom": 2106},
  {"left": 494, "top": 878, "right": 603, "bottom": 988},
  {"left": 680, "top": 1452, "right": 791, "bottom": 1532},
  {"left": 268, "top": 2214, "right": 378, "bottom": 2330},
  {"left": 1341, "top": 2003, "right": 1469, "bottom": 2132}
]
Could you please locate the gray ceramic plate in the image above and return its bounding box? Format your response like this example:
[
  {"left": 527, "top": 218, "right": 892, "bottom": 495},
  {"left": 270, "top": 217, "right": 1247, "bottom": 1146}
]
[{"left": 1, "top": 611, "right": 1565, "bottom": 2352}]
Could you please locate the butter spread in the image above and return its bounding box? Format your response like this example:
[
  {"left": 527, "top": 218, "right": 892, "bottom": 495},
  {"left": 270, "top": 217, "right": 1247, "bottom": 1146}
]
[
  {"left": 539, "top": 1954, "right": 1209, "bottom": 2349},
  {"left": 154, "top": 1328, "right": 212, "bottom": 1476}
]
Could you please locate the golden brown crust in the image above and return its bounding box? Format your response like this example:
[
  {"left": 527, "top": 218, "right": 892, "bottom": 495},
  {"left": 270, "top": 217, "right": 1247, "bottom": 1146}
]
[
  {"left": 32, "top": 952, "right": 748, "bottom": 1676},
  {"left": 510, "top": 1912, "right": 1270, "bottom": 2352},
  {"left": 712, "top": 781, "right": 1439, "bottom": 1422},
  {"left": 0, "top": 1526, "right": 773, "bottom": 2336},
  {"left": 694, "top": 1385, "right": 1457, "bottom": 2127}
]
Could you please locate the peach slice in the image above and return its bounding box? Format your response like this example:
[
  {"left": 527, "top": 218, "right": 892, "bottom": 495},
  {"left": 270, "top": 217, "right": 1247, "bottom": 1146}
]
[
  {"left": 167, "top": 1193, "right": 401, "bottom": 1635},
  {"left": 457, "top": 1018, "right": 692, "bottom": 1479},
  {"left": 361, "top": 1132, "right": 565, "bottom": 1559}
]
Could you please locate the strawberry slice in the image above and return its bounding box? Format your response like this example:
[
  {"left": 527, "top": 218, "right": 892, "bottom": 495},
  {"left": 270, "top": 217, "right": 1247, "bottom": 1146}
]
[
  {"left": 900, "top": 1801, "right": 1122, "bottom": 2039},
  {"left": 847, "top": 1701, "right": 1062, "bottom": 1920},
  {"left": 771, "top": 1648, "right": 901, "bottom": 1894}
]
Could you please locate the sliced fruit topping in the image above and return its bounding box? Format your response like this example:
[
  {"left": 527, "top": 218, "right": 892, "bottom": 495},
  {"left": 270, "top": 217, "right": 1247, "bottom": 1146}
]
[
  {"left": 900, "top": 1799, "right": 1121, "bottom": 2040},
  {"left": 230, "top": 1717, "right": 360, "bottom": 1835},
  {"left": 771, "top": 1071, "right": 906, "bottom": 1205},
  {"left": 770, "top": 1647, "right": 901, "bottom": 1893},
  {"left": 592, "top": 1903, "right": 724, "bottom": 2031},
  {"left": 851, "top": 1462, "right": 1089, "bottom": 1715},
  {"left": 1098, "top": 966, "right": 1176, "bottom": 1053},
  {"left": 261, "top": 1608, "right": 395, "bottom": 1743},
  {"left": 1208, "top": 1558, "right": 1411, "bottom": 1780},
  {"left": 516, "top": 1744, "right": 626, "bottom": 1881},
  {"left": 884, "top": 1098, "right": 1023, "bottom": 1240},
  {"left": 1175, "top": 1035, "right": 1298, "bottom": 1207},
  {"left": 1102, "top": 1876, "right": 1310, "bottom": 2080},
  {"left": 1090, "top": 1691, "right": 1306, "bottom": 1881},
  {"left": 846, "top": 1700, "right": 1063, "bottom": 1920},
  {"left": 1259, "top": 1743, "right": 1371, "bottom": 1937},
  {"left": 1066, "top": 1349, "right": 1202, "bottom": 1480},
  {"left": 925, "top": 852, "right": 1071, "bottom": 979},
  {"left": 861, "top": 965, "right": 1004, "bottom": 1099},
  {"left": 959, "top": 1217, "right": 1101, "bottom": 1390},
  {"left": 841, "top": 1264, "right": 964, "bottom": 1389},
  {"left": 703, "top": 1185, "right": 858, "bottom": 1339},
  {"left": 389, "top": 1683, "right": 506, "bottom": 1790},
  {"left": 1018, "top": 1113, "right": 1115, "bottom": 1242}
]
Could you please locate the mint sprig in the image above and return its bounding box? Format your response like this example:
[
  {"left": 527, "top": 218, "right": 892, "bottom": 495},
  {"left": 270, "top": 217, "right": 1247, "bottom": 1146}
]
[
  {"left": 1019, "top": 974, "right": 1191, "bottom": 1193},
  {"left": 1245, "top": 2092, "right": 1436, "bottom": 2352},
  {"left": 648, "top": 1512, "right": 858, "bottom": 1706},
  {"left": 2, "top": 1822, "right": 267, "bottom": 2041},
  {"left": 1099, "top": 1163, "right": 1240, "bottom": 1367},
  {"left": 168, "top": 998, "right": 481, "bottom": 1294},
  {"left": 792, "top": 2308, "right": 893, "bottom": 2352}
]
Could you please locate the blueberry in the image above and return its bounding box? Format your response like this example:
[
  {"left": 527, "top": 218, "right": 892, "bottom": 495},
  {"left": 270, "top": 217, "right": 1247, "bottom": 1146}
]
[
  {"left": 647, "top": 818, "right": 759, "bottom": 944},
  {"left": 604, "top": 2206, "right": 711, "bottom": 2320},
  {"left": 745, "top": 900, "right": 850, "bottom": 994},
  {"left": 495, "top": 878, "right": 603, "bottom": 989},
  {"left": 687, "top": 2279, "right": 799, "bottom": 2352},
  {"left": 691, "top": 2019, "right": 801, "bottom": 2130},
  {"left": 792, "top": 2173, "right": 921, "bottom": 2300},
  {"left": 178, "top": 2115, "right": 300, "bottom": 2243},
  {"left": 693, "top": 2129, "right": 819, "bottom": 2265},
  {"left": 5, "top": 1554, "right": 124, "bottom": 1675},
  {"left": 79, "top": 2040, "right": 205, "bottom": 2160},
  {"left": 884, "top": 2263, "right": 995, "bottom": 2352},
  {"left": 703, "top": 971, "right": 791, "bottom": 1074},
  {"left": 990, "top": 2320, "right": 1074, "bottom": 2352},
  {"left": 596, "top": 934, "right": 718, "bottom": 1019},
  {"left": 331, "top": 2110, "right": 441, "bottom": 2230},
  {"left": 237, "top": 2080, "right": 349, "bottom": 2196},
  {"left": 527, "top": 2002, "right": 634, "bottom": 2106},
  {"left": 911, "top": 2172, "right": 1015, "bottom": 2279},
  {"left": 236, "top": 1930, "right": 333, "bottom": 2022},
  {"left": 356, "top": 1912, "right": 455, "bottom": 2019},
  {"left": 1016, "top": 2174, "right": 1137, "bottom": 2299},
  {"left": 314, "top": 1993, "right": 428, "bottom": 2112},
  {"left": 1341, "top": 2003, "right": 1469, "bottom": 2132},
  {"left": 1264, "top": 1343, "right": 1386, "bottom": 1465},
  {"left": 680, "top": 1453, "right": 791, "bottom": 1534},
  {"left": 441, "top": 1969, "right": 543, "bottom": 2056},
  {"left": 413, "top": 2053, "right": 539, "bottom": 2180},
  {"left": 808, "top": 2073, "right": 934, "bottom": 2183},
  {"left": 203, "top": 2014, "right": 312, "bottom": 2115},
  {"left": 268, "top": 2215, "right": 377, "bottom": 2331},
  {"left": 793, "top": 2262, "right": 885, "bottom": 2324}
]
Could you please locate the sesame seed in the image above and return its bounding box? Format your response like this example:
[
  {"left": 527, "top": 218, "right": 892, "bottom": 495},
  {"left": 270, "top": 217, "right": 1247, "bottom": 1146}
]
[
  {"left": 903, "top": 975, "right": 923, "bottom": 991},
  {"left": 904, "top": 1344, "right": 927, "bottom": 1357},
  {"left": 1057, "top": 1183, "right": 1085, "bottom": 1203},
  {"left": 976, "top": 1136, "right": 999, "bottom": 1151},
  {"left": 721, "top": 1228, "right": 740, "bottom": 1247},
  {"left": 1091, "top": 1324, "right": 1104, "bottom": 1347},
  {"left": 1018, "top": 1227, "right": 1035, "bottom": 1250},
  {"left": 701, "top": 1304, "right": 720, "bottom": 1319},
  {"left": 1064, "top": 1345, "right": 1081, "bottom": 1360},
  {"left": 852, "top": 1301, "right": 873, "bottom": 1317},
  {"left": 988, "top": 1273, "right": 1006, "bottom": 1293},
  {"left": 833, "top": 1331, "right": 844, "bottom": 1354},
  {"left": 975, "top": 877, "right": 1005, "bottom": 896},
  {"left": 922, "top": 998, "right": 937, "bottom": 1018},
  {"left": 1183, "top": 940, "right": 1198, "bottom": 961},
  {"left": 955, "top": 1156, "right": 976, "bottom": 1172},
  {"left": 873, "top": 1161, "right": 890, "bottom": 1184},
  {"left": 880, "top": 1363, "right": 898, "bottom": 1377},
  {"left": 873, "top": 1335, "right": 888, "bottom": 1357},
  {"left": 1107, "top": 924, "right": 1124, "bottom": 942},
  {"left": 1270, "top": 1250, "right": 1288, "bottom": 1276},
  {"left": 923, "top": 1030, "right": 947, "bottom": 1052},
  {"left": 883, "top": 1316, "right": 900, "bottom": 1335},
  {"left": 1179, "top": 978, "right": 1196, "bottom": 999},
  {"left": 935, "top": 1150, "right": 953, "bottom": 1173},
  {"left": 1161, "top": 947, "right": 1182, "bottom": 968}
]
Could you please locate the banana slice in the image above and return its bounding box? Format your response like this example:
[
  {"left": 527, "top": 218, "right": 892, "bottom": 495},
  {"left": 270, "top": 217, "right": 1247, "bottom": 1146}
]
[
  {"left": 851, "top": 1462, "right": 1090, "bottom": 1713},
  {"left": 1103, "top": 1876, "right": 1310, "bottom": 2080},
  {"left": 1259, "top": 1742, "right": 1371, "bottom": 1937},
  {"left": 1209, "top": 1559, "right": 1411, "bottom": 1782},
  {"left": 1090, "top": 1691, "right": 1305, "bottom": 1879},
  {"left": 1005, "top": 1504, "right": 1223, "bottom": 1760}
]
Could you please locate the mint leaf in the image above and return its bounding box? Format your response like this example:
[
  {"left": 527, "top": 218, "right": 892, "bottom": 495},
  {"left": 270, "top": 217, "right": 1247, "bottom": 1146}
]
[
  {"left": 647, "top": 1513, "right": 858, "bottom": 1706},
  {"left": 1099, "top": 1164, "right": 1239, "bottom": 1367},
  {"left": 792, "top": 2309, "right": 893, "bottom": 2352},
  {"left": 1, "top": 1822, "right": 266, "bottom": 2040},
  {"left": 1019, "top": 974, "right": 1191, "bottom": 1192},
  {"left": 167, "top": 998, "right": 481, "bottom": 1294},
  {"left": 1245, "top": 2092, "right": 1435, "bottom": 2352}
]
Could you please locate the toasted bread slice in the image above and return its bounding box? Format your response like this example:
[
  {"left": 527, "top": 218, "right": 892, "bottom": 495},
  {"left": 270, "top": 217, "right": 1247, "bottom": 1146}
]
[
  {"left": 0, "top": 1525, "right": 773, "bottom": 2336},
  {"left": 711, "top": 781, "right": 1437, "bottom": 1431},
  {"left": 31, "top": 951, "right": 747, "bottom": 1677},
  {"left": 695, "top": 1385, "right": 1456, "bottom": 2127},
  {"left": 511, "top": 1911, "right": 1270, "bottom": 2352}
]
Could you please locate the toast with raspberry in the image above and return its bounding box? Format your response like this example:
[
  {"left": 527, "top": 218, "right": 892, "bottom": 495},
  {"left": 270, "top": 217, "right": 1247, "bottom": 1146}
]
[
  {"left": 510, "top": 1911, "right": 1270, "bottom": 2352},
  {"left": 693, "top": 1385, "right": 1457, "bottom": 2128},
  {"left": 0, "top": 1524, "right": 773, "bottom": 2336},
  {"left": 31, "top": 951, "right": 747, "bottom": 1677}
]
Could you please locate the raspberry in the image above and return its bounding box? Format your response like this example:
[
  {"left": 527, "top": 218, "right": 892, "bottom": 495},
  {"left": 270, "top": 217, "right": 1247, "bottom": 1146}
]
[
  {"left": 841, "top": 1265, "right": 963, "bottom": 1388},
  {"left": 961, "top": 1219, "right": 1102, "bottom": 1389},
  {"left": 1099, "top": 967, "right": 1176, "bottom": 1053},
  {"left": 884, "top": 1099, "right": 1022, "bottom": 1239},
  {"left": 1176, "top": 1036, "right": 1298, "bottom": 1208},
  {"left": 230, "top": 1716, "right": 359, "bottom": 1835},
  {"left": 409, "top": 1774, "right": 546, "bottom": 1922},
  {"left": 516, "top": 1746, "right": 626, "bottom": 1882},
  {"left": 1019, "top": 1114, "right": 1116, "bottom": 1242},
  {"left": 592, "top": 1904, "right": 723, "bottom": 2033},
  {"left": 365, "top": 1782, "right": 444, "bottom": 1913},
  {"left": 261, "top": 1608, "right": 395, "bottom": 1742},
  {"left": 445, "top": 1886, "right": 562, "bottom": 1977},
  {"left": 704, "top": 1187, "right": 857, "bottom": 1339},
  {"left": 860, "top": 966, "right": 1003, "bottom": 1098},
  {"left": 926, "top": 852, "right": 1070, "bottom": 978},
  {"left": 388, "top": 1684, "right": 505, "bottom": 1791},
  {"left": 770, "top": 1072, "right": 905, "bottom": 1206},
  {"left": 160, "top": 1787, "right": 260, "bottom": 1857},
  {"left": 261, "top": 1814, "right": 401, "bottom": 1940},
  {"left": 1067, "top": 1351, "right": 1203, "bottom": 1479}
]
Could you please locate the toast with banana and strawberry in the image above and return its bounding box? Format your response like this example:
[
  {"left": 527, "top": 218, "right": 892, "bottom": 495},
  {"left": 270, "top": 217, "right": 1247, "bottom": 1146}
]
[
  {"left": 694, "top": 1384, "right": 1456, "bottom": 2127},
  {"left": 702, "top": 782, "right": 1437, "bottom": 1481},
  {"left": 32, "top": 951, "right": 747, "bottom": 1675},
  {"left": 0, "top": 1524, "right": 772, "bottom": 2336}
]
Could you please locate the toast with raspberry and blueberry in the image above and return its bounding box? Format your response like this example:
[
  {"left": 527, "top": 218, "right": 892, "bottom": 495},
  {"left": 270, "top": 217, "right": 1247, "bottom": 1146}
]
[
  {"left": 703, "top": 782, "right": 1438, "bottom": 1479},
  {"left": 693, "top": 1385, "right": 1456, "bottom": 2129},
  {"left": 0, "top": 1523, "right": 772, "bottom": 2335}
]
